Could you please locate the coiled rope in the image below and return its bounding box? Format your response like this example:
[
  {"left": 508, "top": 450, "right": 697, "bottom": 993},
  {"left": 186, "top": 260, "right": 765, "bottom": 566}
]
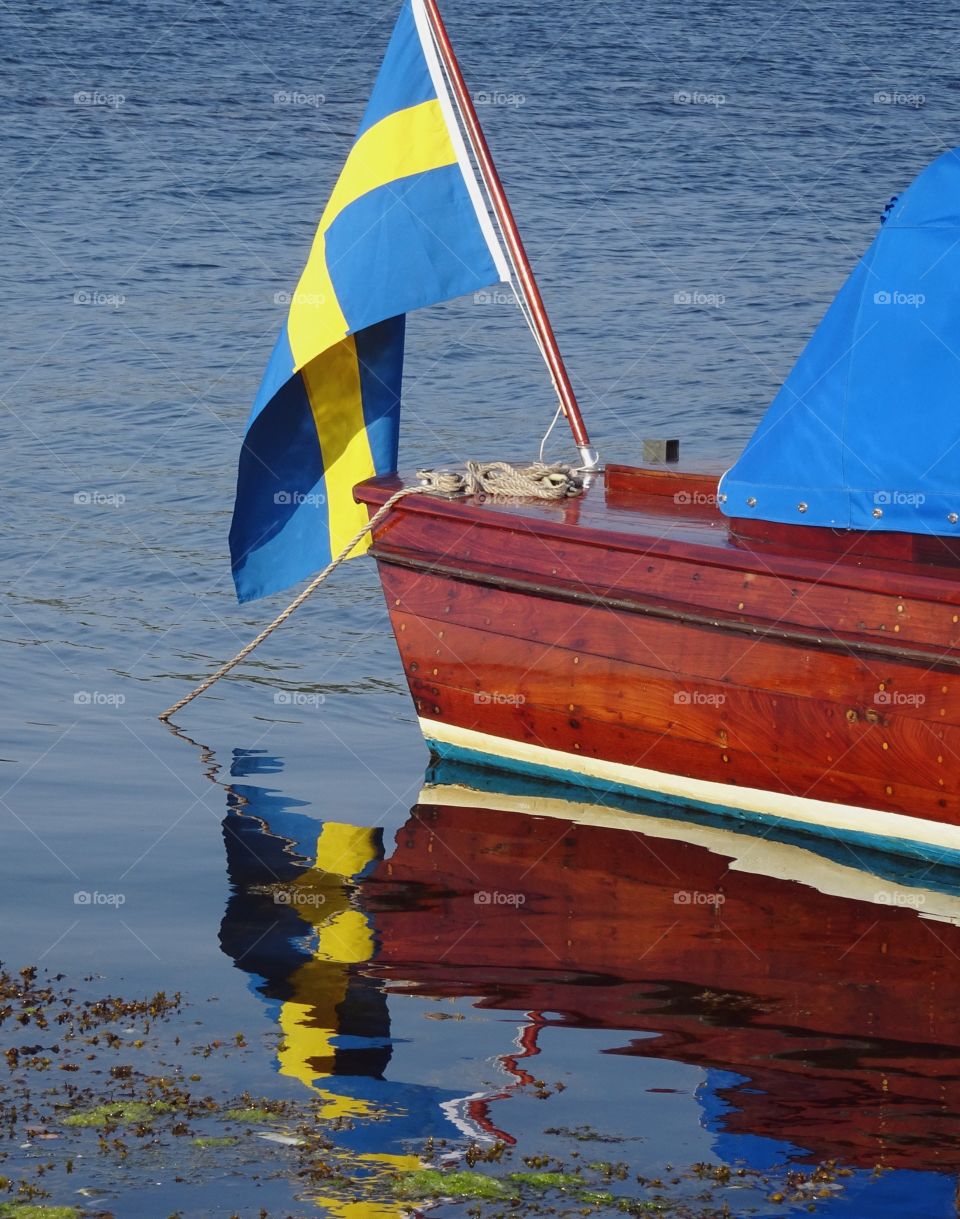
[
  {"left": 418, "top": 460, "right": 582, "bottom": 500},
  {"left": 158, "top": 461, "right": 581, "bottom": 723}
]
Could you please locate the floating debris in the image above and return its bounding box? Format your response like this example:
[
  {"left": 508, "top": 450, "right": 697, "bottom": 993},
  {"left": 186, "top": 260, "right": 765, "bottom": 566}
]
[{"left": 0, "top": 966, "right": 862, "bottom": 1217}]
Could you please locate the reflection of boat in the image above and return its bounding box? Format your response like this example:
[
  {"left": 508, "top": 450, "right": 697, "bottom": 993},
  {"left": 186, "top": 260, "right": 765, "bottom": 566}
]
[
  {"left": 219, "top": 751, "right": 960, "bottom": 1182},
  {"left": 365, "top": 764, "right": 960, "bottom": 1174}
]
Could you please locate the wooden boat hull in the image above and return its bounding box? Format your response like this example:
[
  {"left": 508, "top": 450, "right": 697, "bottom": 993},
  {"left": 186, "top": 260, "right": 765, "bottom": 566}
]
[{"left": 356, "top": 465, "right": 960, "bottom": 864}]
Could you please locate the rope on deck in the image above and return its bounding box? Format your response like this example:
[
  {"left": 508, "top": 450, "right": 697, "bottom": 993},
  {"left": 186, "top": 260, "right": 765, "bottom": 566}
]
[
  {"left": 420, "top": 460, "right": 582, "bottom": 500},
  {"left": 158, "top": 461, "right": 582, "bottom": 723}
]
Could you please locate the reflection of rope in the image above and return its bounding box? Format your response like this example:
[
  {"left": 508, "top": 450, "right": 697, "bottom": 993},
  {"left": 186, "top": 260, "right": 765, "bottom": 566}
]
[{"left": 158, "top": 462, "right": 584, "bottom": 722}]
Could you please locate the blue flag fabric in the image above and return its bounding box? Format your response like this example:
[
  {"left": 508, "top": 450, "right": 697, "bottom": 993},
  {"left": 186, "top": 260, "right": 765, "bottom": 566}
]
[{"left": 230, "top": 0, "right": 508, "bottom": 602}]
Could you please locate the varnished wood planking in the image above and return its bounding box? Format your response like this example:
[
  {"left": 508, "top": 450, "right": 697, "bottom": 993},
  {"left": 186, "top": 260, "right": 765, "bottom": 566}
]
[
  {"left": 394, "top": 610, "right": 959, "bottom": 783},
  {"left": 358, "top": 473, "right": 960, "bottom": 607},
  {"left": 604, "top": 463, "right": 722, "bottom": 501},
  {"left": 379, "top": 565, "right": 960, "bottom": 725},
  {"left": 355, "top": 468, "right": 960, "bottom": 824},
  {"left": 370, "top": 511, "right": 960, "bottom": 654},
  {"left": 407, "top": 678, "right": 956, "bottom": 821}
]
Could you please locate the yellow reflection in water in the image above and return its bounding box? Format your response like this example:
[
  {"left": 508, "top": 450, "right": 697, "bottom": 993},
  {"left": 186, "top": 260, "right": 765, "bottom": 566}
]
[{"left": 271, "top": 821, "right": 423, "bottom": 1211}]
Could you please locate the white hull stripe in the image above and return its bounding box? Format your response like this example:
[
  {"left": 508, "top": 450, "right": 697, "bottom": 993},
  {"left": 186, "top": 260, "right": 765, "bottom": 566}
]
[{"left": 418, "top": 718, "right": 960, "bottom": 859}]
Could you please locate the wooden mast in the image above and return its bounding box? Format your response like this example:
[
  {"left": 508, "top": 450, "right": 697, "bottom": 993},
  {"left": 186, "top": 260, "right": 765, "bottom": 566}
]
[{"left": 421, "top": 0, "right": 599, "bottom": 470}]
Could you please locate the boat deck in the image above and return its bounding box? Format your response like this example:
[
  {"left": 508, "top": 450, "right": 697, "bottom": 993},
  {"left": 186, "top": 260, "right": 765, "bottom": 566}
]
[{"left": 358, "top": 463, "right": 960, "bottom": 598}]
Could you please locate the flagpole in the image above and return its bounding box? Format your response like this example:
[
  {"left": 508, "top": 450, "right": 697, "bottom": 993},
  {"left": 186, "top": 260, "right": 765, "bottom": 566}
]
[{"left": 421, "top": 0, "right": 600, "bottom": 471}]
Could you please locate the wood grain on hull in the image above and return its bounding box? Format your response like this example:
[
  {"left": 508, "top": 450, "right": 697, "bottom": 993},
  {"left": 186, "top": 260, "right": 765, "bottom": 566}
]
[{"left": 356, "top": 470, "right": 960, "bottom": 835}]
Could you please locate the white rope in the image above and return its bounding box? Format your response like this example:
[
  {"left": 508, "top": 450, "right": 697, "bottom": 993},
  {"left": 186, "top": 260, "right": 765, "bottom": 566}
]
[
  {"left": 158, "top": 485, "right": 424, "bottom": 722},
  {"left": 418, "top": 460, "right": 582, "bottom": 500},
  {"left": 538, "top": 399, "right": 565, "bottom": 463}
]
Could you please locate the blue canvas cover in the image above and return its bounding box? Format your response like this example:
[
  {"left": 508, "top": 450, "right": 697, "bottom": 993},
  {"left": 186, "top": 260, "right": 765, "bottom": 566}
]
[{"left": 719, "top": 149, "right": 960, "bottom": 535}]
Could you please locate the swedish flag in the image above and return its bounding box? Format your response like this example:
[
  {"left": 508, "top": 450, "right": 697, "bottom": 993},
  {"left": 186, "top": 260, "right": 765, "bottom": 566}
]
[{"left": 229, "top": 0, "right": 509, "bottom": 602}]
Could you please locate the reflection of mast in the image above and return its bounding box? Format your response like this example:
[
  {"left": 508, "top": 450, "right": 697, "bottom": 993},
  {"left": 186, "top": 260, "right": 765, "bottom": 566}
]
[
  {"left": 472, "top": 1011, "right": 547, "bottom": 1144},
  {"left": 501, "top": 1010, "right": 545, "bottom": 1087},
  {"left": 440, "top": 1011, "right": 548, "bottom": 1146}
]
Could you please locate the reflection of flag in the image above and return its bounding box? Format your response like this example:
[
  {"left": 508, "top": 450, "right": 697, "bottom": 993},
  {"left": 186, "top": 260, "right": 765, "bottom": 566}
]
[{"left": 230, "top": 0, "right": 509, "bottom": 602}]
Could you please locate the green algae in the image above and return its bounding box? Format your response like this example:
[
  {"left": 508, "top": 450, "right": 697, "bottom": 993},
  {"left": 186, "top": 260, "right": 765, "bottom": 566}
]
[
  {"left": 223, "top": 1107, "right": 278, "bottom": 1123},
  {"left": 392, "top": 1167, "right": 665, "bottom": 1214},
  {"left": 0, "top": 965, "right": 858, "bottom": 1219},
  {"left": 62, "top": 1100, "right": 174, "bottom": 1128},
  {"left": 0, "top": 1208, "right": 80, "bottom": 1218},
  {"left": 394, "top": 1169, "right": 509, "bottom": 1199},
  {"left": 507, "top": 1171, "right": 583, "bottom": 1189}
]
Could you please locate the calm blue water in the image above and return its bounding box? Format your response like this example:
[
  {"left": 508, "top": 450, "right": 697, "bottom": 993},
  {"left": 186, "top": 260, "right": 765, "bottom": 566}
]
[{"left": 3, "top": 0, "right": 960, "bottom": 1214}]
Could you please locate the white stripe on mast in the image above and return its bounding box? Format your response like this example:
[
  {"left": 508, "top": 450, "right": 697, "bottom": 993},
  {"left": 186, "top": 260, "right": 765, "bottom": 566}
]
[{"left": 411, "top": 0, "right": 511, "bottom": 285}]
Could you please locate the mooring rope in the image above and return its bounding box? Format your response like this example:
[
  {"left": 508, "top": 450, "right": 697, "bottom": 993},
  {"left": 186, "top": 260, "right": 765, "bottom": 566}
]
[
  {"left": 158, "top": 461, "right": 581, "bottom": 723},
  {"left": 419, "top": 460, "right": 582, "bottom": 500}
]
